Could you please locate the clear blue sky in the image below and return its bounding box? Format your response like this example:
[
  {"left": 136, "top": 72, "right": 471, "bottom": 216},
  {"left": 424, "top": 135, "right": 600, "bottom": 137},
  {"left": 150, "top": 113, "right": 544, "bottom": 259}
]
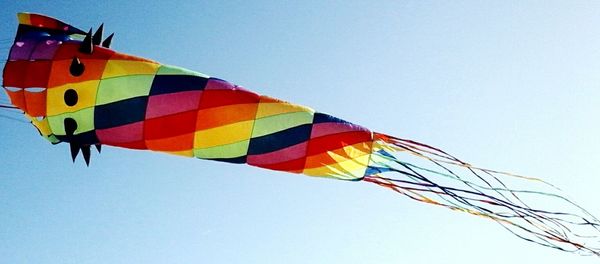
[{"left": 1, "top": 1, "right": 600, "bottom": 263}]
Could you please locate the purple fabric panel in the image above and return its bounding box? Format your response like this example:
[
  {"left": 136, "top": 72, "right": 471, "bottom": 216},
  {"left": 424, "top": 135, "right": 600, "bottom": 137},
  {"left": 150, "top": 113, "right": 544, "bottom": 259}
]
[
  {"left": 9, "top": 39, "right": 37, "bottom": 60},
  {"left": 30, "top": 40, "right": 61, "bottom": 60},
  {"left": 204, "top": 78, "right": 251, "bottom": 92},
  {"left": 204, "top": 78, "right": 235, "bottom": 90},
  {"left": 204, "top": 78, "right": 252, "bottom": 93},
  {"left": 145, "top": 90, "right": 202, "bottom": 119},
  {"left": 247, "top": 142, "right": 308, "bottom": 165},
  {"left": 96, "top": 121, "right": 144, "bottom": 143},
  {"left": 310, "top": 122, "right": 369, "bottom": 139}
]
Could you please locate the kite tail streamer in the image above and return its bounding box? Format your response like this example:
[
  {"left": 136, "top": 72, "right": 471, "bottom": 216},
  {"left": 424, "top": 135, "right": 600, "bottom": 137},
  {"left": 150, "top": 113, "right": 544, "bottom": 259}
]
[{"left": 364, "top": 132, "right": 600, "bottom": 256}]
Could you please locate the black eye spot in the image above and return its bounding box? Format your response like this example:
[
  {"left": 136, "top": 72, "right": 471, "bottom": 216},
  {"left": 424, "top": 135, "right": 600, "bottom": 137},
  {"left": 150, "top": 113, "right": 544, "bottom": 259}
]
[
  {"left": 64, "top": 117, "right": 78, "bottom": 136},
  {"left": 69, "top": 57, "right": 85, "bottom": 76},
  {"left": 64, "top": 89, "right": 78, "bottom": 106}
]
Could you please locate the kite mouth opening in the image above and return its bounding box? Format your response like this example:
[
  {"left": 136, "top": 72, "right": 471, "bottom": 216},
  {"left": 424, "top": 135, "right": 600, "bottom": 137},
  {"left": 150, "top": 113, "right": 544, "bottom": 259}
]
[{"left": 2, "top": 86, "right": 47, "bottom": 121}]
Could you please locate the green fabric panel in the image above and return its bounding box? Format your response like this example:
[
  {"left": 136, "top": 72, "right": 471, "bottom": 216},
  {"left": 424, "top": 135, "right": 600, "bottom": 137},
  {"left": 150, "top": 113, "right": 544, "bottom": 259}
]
[
  {"left": 47, "top": 107, "right": 95, "bottom": 135},
  {"left": 96, "top": 75, "right": 154, "bottom": 105},
  {"left": 47, "top": 135, "right": 60, "bottom": 144},
  {"left": 157, "top": 64, "right": 210, "bottom": 78},
  {"left": 252, "top": 111, "right": 314, "bottom": 138},
  {"left": 194, "top": 139, "right": 249, "bottom": 159}
]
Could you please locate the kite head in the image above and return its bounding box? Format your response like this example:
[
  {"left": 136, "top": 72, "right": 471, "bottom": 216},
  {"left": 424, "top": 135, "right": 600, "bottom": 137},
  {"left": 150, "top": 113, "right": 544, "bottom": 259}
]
[{"left": 2, "top": 13, "right": 159, "bottom": 163}]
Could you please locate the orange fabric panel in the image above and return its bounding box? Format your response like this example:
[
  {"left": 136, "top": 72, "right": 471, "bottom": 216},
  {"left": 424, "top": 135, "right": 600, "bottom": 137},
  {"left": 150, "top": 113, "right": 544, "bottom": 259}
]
[
  {"left": 146, "top": 133, "right": 195, "bottom": 152},
  {"left": 196, "top": 103, "right": 258, "bottom": 130},
  {"left": 23, "top": 91, "right": 46, "bottom": 116},
  {"left": 4, "top": 89, "right": 26, "bottom": 110},
  {"left": 47, "top": 58, "right": 108, "bottom": 88},
  {"left": 258, "top": 95, "right": 284, "bottom": 104}
]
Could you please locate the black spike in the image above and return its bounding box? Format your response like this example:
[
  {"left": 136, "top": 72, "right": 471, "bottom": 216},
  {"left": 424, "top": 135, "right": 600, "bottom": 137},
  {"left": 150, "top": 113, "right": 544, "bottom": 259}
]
[
  {"left": 70, "top": 143, "right": 80, "bottom": 162},
  {"left": 101, "top": 33, "right": 114, "bottom": 48},
  {"left": 79, "top": 28, "right": 94, "bottom": 54},
  {"left": 92, "top": 23, "right": 104, "bottom": 45},
  {"left": 95, "top": 144, "right": 102, "bottom": 153},
  {"left": 81, "top": 145, "right": 91, "bottom": 166},
  {"left": 69, "top": 57, "right": 85, "bottom": 77}
]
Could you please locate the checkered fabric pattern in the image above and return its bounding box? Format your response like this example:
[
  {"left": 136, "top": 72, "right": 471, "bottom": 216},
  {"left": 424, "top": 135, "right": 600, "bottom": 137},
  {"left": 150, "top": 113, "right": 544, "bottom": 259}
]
[{"left": 3, "top": 13, "right": 375, "bottom": 180}]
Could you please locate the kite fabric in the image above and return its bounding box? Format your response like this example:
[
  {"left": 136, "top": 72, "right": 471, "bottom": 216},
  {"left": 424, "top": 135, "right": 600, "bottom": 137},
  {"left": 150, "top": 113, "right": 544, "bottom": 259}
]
[{"left": 3, "top": 13, "right": 600, "bottom": 256}]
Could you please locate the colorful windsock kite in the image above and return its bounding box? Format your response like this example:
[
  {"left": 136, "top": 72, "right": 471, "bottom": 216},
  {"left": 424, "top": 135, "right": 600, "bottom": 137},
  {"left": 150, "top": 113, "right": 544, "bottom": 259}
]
[{"left": 2, "top": 13, "right": 599, "bottom": 256}]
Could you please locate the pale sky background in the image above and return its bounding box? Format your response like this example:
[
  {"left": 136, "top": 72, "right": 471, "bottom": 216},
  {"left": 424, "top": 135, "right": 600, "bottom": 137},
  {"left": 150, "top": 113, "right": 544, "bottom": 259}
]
[{"left": 1, "top": 1, "right": 600, "bottom": 263}]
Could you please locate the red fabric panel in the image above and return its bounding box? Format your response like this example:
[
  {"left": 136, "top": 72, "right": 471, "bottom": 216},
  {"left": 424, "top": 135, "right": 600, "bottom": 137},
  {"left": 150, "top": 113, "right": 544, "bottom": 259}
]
[
  {"left": 144, "top": 110, "right": 198, "bottom": 140},
  {"left": 3, "top": 61, "right": 27, "bottom": 88},
  {"left": 24, "top": 61, "right": 52, "bottom": 88},
  {"left": 306, "top": 131, "right": 372, "bottom": 156},
  {"left": 252, "top": 157, "right": 306, "bottom": 173},
  {"left": 198, "top": 89, "right": 259, "bottom": 110},
  {"left": 53, "top": 42, "right": 115, "bottom": 60},
  {"left": 28, "top": 14, "right": 59, "bottom": 30},
  {"left": 111, "top": 140, "right": 147, "bottom": 150},
  {"left": 3, "top": 60, "right": 52, "bottom": 88},
  {"left": 109, "top": 52, "right": 157, "bottom": 63}
]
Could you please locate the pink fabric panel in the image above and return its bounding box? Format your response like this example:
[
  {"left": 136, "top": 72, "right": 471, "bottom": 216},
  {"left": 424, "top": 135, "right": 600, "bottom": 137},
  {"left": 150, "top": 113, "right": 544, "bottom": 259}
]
[
  {"left": 96, "top": 121, "right": 144, "bottom": 143},
  {"left": 145, "top": 90, "right": 202, "bottom": 119},
  {"left": 247, "top": 142, "right": 308, "bottom": 165},
  {"left": 310, "top": 122, "right": 368, "bottom": 139},
  {"left": 204, "top": 78, "right": 250, "bottom": 92}
]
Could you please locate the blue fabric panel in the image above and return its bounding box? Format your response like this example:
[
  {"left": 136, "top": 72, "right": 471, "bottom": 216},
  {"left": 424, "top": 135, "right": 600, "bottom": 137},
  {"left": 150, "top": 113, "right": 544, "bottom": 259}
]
[
  {"left": 312, "top": 112, "right": 352, "bottom": 124},
  {"left": 248, "top": 124, "right": 312, "bottom": 155},
  {"left": 205, "top": 156, "right": 247, "bottom": 164},
  {"left": 94, "top": 96, "right": 148, "bottom": 129},
  {"left": 149, "top": 75, "right": 208, "bottom": 95}
]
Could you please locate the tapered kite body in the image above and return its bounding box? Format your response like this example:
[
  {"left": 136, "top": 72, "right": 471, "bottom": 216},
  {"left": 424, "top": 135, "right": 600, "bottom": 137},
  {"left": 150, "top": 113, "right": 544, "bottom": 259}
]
[{"left": 3, "top": 13, "right": 600, "bottom": 256}]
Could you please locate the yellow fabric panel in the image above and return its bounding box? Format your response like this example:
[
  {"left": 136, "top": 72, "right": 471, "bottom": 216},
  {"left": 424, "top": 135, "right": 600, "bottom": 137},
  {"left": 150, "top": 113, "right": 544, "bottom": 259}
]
[
  {"left": 304, "top": 141, "right": 372, "bottom": 169},
  {"left": 101, "top": 60, "right": 160, "bottom": 79},
  {"left": 303, "top": 154, "right": 370, "bottom": 180},
  {"left": 25, "top": 114, "right": 52, "bottom": 137},
  {"left": 46, "top": 80, "right": 99, "bottom": 116},
  {"left": 255, "top": 101, "right": 314, "bottom": 119},
  {"left": 17, "top": 13, "right": 31, "bottom": 24},
  {"left": 164, "top": 150, "right": 194, "bottom": 157},
  {"left": 193, "top": 120, "right": 254, "bottom": 149},
  {"left": 338, "top": 142, "right": 372, "bottom": 158}
]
